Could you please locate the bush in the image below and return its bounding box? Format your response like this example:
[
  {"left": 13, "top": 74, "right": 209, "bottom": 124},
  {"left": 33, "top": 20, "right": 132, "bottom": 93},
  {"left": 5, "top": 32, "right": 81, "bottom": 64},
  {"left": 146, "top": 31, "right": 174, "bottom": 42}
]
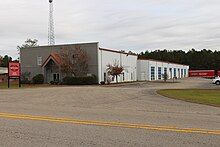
[
  {"left": 62, "top": 75, "right": 97, "bottom": 85},
  {"left": 21, "top": 72, "right": 31, "bottom": 84},
  {"left": 163, "top": 73, "right": 168, "bottom": 82},
  {"left": 100, "top": 81, "right": 105, "bottom": 85},
  {"left": 21, "top": 79, "right": 31, "bottom": 84},
  {"left": 50, "top": 81, "right": 59, "bottom": 85},
  {"left": 32, "top": 74, "right": 44, "bottom": 84}
]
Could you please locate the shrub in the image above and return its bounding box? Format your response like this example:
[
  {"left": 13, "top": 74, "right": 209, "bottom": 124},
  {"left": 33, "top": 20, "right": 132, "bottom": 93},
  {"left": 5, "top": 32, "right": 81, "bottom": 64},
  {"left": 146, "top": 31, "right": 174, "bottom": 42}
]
[
  {"left": 100, "top": 81, "right": 105, "bottom": 85},
  {"left": 62, "top": 75, "right": 97, "bottom": 85},
  {"left": 50, "top": 81, "right": 55, "bottom": 85},
  {"left": 50, "top": 81, "right": 59, "bottom": 85},
  {"left": 21, "top": 79, "right": 31, "bottom": 84},
  {"left": 21, "top": 72, "right": 31, "bottom": 84},
  {"left": 163, "top": 73, "right": 168, "bottom": 82},
  {"left": 32, "top": 74, "right": 44, "bottom": 84}
]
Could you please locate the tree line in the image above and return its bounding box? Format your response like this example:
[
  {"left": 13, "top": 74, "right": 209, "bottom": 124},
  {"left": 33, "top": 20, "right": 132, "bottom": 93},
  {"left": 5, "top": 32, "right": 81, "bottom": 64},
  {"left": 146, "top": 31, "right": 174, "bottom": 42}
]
[
  {"left": 139, "top": 49, "right": 220, "bottom": 70},
  {"left": 0, "top": 55, "right": 12, "bottom": 67}
]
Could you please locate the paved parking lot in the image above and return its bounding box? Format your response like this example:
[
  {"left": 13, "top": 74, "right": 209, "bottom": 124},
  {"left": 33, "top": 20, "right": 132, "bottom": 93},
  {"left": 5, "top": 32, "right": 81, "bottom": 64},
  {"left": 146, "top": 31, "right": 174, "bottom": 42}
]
[{"left": 0, "top": 78, "right": 219, "bottom": 146}]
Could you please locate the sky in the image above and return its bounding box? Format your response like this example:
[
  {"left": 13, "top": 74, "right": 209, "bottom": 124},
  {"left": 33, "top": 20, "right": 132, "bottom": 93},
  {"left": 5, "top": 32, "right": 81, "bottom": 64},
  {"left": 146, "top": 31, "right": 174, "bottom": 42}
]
[{"left": 0, "top": 0, "right": 220, "bottom": 58}]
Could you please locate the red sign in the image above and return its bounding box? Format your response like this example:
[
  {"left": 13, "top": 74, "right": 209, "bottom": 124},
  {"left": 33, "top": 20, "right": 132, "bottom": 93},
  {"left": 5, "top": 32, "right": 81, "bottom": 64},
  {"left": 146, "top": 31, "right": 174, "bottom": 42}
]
[
  {"left": 189, "top": 70, "right": 215, "bottom": 78},
  {"left": 9, "top": 62, "right": 20, "bottom": 77}
]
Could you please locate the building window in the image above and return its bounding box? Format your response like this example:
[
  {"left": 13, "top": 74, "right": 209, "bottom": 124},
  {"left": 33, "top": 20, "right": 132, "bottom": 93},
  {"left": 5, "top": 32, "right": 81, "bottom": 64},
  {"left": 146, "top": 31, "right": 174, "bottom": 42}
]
[
  {"left": 178, "top": 69, "right": 180, "bottom": 78},
  {"left": 104, "top": 73, "right": 106, "bottom": 82},
  {"left": 151, "top": 66, "right": 155, "bottom": 80},
  {"left": 163, "top": 67, "right": 168, "bottom": 79},
  {"left": 174, "top": 68, "right": 177, "bottom": 77},
  {"left": 181, "top": 69, "right": 183, "bottom": 77},
  {"left": 123, "top": 73, "right": 125, "bottom": 81},
  {"left": 184, "top": 69, "right": 187, "bottom": 77},
  {"left": 164, "top": 68, "right": 167, "bottom": 74},
  {"left": 37, "top": 56, "right": 42, "bottom": 66},
  {"left": 158, "top": 67, "right": 162, "bottom": 80}
]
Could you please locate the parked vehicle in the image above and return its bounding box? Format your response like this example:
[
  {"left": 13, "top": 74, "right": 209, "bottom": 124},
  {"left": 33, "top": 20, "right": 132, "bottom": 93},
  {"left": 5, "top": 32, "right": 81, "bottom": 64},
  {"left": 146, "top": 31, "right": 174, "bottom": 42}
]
[
  {"left": 213, "top": 77, "right": 220, "bottom": 85},
  {"left": 189, "top": 70, "right": 215, "bottom": 78}
]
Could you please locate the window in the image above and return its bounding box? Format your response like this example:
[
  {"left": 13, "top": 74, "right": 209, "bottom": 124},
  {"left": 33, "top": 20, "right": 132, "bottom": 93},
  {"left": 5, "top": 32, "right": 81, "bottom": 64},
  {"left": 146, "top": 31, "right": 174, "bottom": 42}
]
[
  {"left": 178, "top": 69, "right": 180, "bottom": 78},
  {"left": 181, "top": 69, "right": 183, "bottom": 78},
  {"left": 37, "top": 56, "right": 42, "bottom": 66},
  {"left": 184, "top": 69, "right": 187, "bottom": 77},
  {"left": 158, "top": 67, "right": 162, "bottom": 80},
  {"left": 174, "top": 68, "right": 176, "bottom": 77},
  {"left": 164, "top": 67, "right": 167, "bottom": 79},
  {"left": 123, "top": 73, "right": 125, "bottom": 81},
  {"left": 151, "top": 67, "right": 155, "bottom": 80},
  {"left": 164, "top": 68, "right": 167, "bottom": 75},
  {"left": 104, "top": 73, "right": 106, "bottom": 82}
]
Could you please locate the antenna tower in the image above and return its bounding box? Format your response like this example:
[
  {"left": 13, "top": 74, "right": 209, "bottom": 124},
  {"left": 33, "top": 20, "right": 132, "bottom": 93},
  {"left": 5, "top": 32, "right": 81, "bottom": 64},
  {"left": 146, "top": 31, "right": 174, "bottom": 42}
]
[{"left": 48, "top": 0, "right": 55, "bottom": 45}]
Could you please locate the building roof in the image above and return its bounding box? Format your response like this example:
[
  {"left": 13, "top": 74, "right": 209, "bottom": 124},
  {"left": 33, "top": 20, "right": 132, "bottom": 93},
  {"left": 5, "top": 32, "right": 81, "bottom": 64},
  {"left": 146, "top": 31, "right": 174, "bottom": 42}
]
[
  {"left": 42, "top": 52, "right": 62, "bottom": 67},
  {"left": 99, "top": 48, "right": 138, "bottom": 56},
  {"left": 22, "top": 42, "right": 99, "bottom": 49},
  {"left": 137, "top": 58, "right": 189, "bottom": 66}
]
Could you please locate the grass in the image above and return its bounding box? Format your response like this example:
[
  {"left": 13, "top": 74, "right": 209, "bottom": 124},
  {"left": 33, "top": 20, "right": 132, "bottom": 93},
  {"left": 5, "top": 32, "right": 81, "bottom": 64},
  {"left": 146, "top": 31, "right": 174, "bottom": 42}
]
[
  {"left": 0, "top": 82, "right": 53, "bottom": 89},
  {"left": 157, "top": 89, "right": 220, "bottom": 107}
]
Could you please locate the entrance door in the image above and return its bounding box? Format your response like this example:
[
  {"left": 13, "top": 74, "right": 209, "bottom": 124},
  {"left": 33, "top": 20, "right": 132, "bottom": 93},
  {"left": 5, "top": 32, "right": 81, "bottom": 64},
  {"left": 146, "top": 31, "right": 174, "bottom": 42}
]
[{"left": 53, "top": 73, "right": 60, "bottom": 82}]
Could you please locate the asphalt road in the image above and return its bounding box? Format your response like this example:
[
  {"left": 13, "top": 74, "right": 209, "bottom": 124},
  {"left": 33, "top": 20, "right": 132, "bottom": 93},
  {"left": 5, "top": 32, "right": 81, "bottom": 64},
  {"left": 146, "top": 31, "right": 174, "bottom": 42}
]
[{"left": 0, "top": 78, "right": 220, "bottom": 147}]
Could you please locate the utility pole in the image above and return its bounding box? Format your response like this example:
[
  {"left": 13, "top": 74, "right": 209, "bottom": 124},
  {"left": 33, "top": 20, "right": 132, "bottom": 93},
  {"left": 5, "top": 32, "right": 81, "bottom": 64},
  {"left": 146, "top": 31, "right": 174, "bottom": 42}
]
[{"left": 48, "top": 0, "right": 55, "bottom": 45}]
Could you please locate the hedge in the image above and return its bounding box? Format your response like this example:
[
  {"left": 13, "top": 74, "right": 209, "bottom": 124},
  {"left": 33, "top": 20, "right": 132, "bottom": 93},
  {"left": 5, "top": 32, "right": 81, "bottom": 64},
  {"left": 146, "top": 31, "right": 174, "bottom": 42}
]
[
  {"left": 62, "top": 75, "right": 97, "bottom": 85},
  {"left": 32, "top": 74, "right": 44, "bottom": 84}
]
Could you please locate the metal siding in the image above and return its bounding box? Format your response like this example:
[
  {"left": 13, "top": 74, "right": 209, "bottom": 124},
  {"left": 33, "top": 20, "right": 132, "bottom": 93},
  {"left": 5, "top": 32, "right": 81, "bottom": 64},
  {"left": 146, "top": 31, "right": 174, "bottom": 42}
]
[{"left": 20, "top": 43, "right": 99, "bottom": 82}]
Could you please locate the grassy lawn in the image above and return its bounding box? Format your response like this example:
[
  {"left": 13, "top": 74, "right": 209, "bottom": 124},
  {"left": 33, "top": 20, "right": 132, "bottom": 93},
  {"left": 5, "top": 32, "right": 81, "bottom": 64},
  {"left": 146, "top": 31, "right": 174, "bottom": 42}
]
[
  {"left": 157, "top": 89, "right": 220, "bottom": 107},
  {"left": 0, "top": 82, "right": 53, "bottom": 89}
]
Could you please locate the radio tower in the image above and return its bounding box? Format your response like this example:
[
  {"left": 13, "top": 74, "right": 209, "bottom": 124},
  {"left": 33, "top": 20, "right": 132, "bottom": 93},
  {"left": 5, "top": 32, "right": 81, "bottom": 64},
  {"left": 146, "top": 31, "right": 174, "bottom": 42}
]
[{"left": 48, "top": 0, "right": 55, "bottom": 45}]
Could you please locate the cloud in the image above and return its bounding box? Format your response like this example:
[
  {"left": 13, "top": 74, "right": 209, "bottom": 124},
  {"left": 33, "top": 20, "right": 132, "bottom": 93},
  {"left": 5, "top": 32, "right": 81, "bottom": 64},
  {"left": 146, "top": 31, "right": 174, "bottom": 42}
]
[{"left": 0, "top": 0, "right": 220, "bottom": 58}]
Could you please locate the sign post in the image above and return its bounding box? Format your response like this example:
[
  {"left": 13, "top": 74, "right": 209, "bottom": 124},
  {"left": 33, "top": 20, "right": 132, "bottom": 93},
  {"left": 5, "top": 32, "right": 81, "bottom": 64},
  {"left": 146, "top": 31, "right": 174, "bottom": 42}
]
[{"left": 8, "top": 62, "right": 21, "bottom": 88}]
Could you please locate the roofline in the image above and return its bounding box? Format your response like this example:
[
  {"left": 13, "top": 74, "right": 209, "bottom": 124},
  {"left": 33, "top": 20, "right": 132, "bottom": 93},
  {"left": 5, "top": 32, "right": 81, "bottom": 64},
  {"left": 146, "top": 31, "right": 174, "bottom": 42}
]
[
  {"left": 22, "top": 42, "right": 99, "bottom": 49},
  {"left": 99, "top": 48, "right": 138, "bottom": 56},
  {"left": 41, "top": 54, "right": 61, "bottom": 67},
  {"left": 138, "top": 58, "right": 189, "bottom": 66}
]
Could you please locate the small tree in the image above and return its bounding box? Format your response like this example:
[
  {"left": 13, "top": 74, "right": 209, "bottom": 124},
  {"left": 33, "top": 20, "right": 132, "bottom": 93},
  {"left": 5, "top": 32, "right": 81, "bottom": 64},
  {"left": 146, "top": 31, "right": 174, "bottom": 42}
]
[
  {"left": 60, "top": 45, "right": 89, "bottom": 77},
  {"left": 106, "top": 61, "right": 124, "bottom": 83},
  {"left": 17, "top": 39, "right": 39, "bottom": 50},
  {"left": 163, "top": 73, "right": 168, "bottom": 82}
]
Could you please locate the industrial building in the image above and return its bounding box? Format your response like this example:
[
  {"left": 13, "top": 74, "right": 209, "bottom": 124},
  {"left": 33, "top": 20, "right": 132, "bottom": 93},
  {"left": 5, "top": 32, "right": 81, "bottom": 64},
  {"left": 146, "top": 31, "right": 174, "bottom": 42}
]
[
  {"left": 18, "top": 0, "right": 189, "bottom": 84},
  {"left": 137, "top": 59, "right": 189, "bottom": 81},
  {"left": 20, "top": 42, "right": 189, "bottom": 84},
  {"left": 99, "top": 48, "right": 137, "bottom": 83}
]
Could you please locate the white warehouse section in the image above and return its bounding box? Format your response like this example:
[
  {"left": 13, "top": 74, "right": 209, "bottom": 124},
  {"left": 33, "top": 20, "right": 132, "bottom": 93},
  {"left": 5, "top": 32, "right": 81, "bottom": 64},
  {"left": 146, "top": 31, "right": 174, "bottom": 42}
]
[
  {"left": 137, "top": 59, "right": 189, "bottom": 81},
  {"left": 98, "top": 48, "right": 137, "bottom": 83},
  {"left": 97, "top": 48, "right": 189, "bottom": 83}
]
